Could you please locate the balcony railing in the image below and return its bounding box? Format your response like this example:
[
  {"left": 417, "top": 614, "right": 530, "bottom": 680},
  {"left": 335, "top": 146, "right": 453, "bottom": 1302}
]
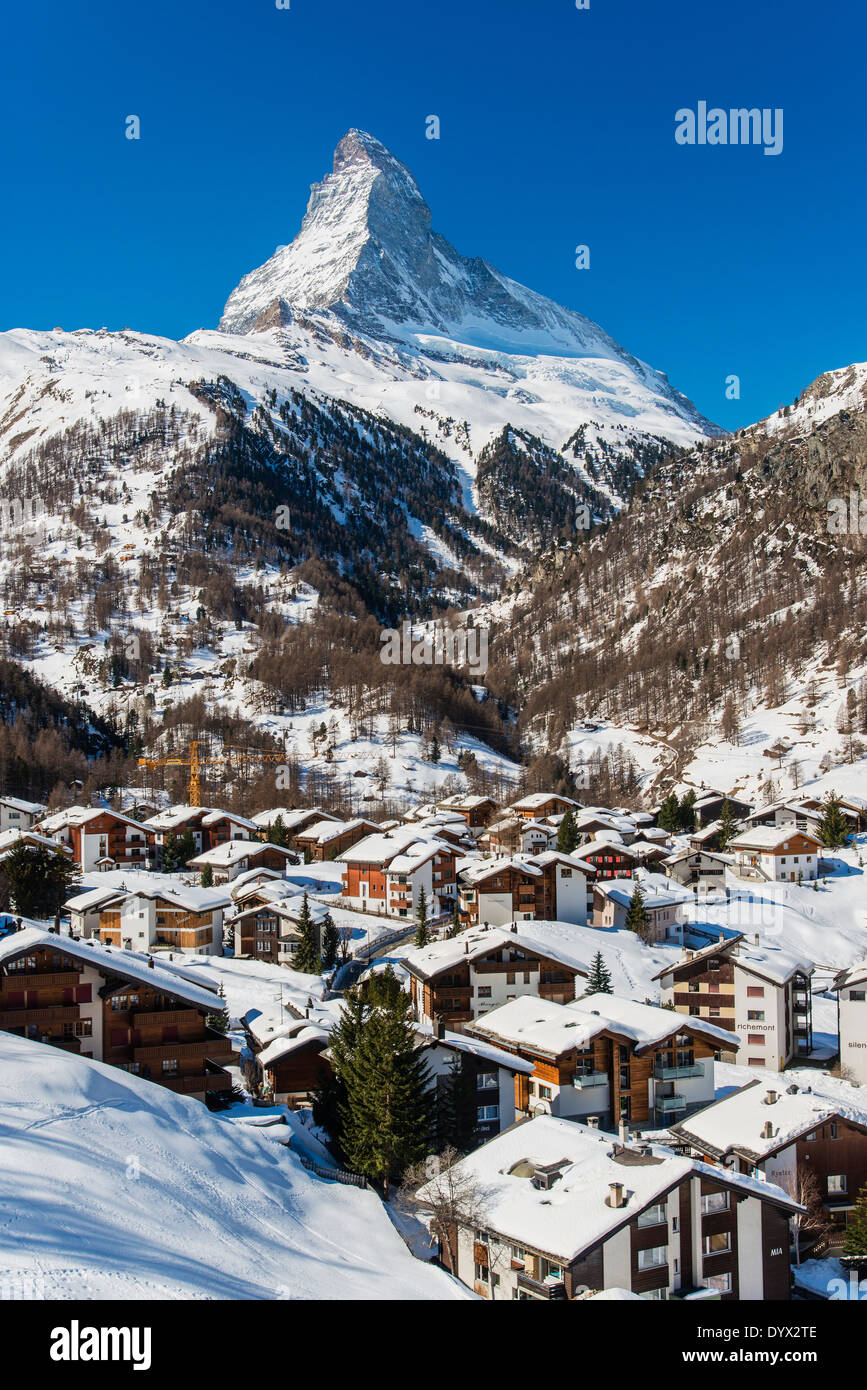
[
  {"left": 572, "top": 1070, "right": 608, "bottom": 1089},
  {"left": 654, "top": 1064, "right": 704, "bottom": 1081},
  {"left": 655, "top": 1093, "right": 687, "bottom": 1113}
]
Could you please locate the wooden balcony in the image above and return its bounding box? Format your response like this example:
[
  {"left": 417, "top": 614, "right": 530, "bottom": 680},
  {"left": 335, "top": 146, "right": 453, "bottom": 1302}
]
[
  {"left": 0, "top": 1005, "right": 81, "bottom": 1028},
  {"left": 157, "top": 1071, "right": 232, "bottom": 1094},
  {"left": 133, "top": 1034, "right": 235, "bottom": 1063},
  {"left": 0, "top": 971, "right": 80, "bottom": 989},
  {"left": 474, "top": 960, "right": 539, "bottom": 975},
  {"left": 133, "top": 1009, "right": 201, "bottom": 1027}
]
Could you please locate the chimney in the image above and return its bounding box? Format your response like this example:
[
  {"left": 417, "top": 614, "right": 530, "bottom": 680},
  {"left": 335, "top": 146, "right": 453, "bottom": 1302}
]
[
  {"left": 718, "top": 933, "right": 725, "bottom": 944},
  {"left": 766, "top": 1089, "right": 777, "bottom": 1105},
  {"left": 586, "top": 1116, "right": 599, "bottom": 1129},
  {"left": 762, "top": 1120, "right": 775, "bottom": 1140},
  {"left": 435, "top": 1018, "right": 445, "bottom": 1040},
  {"left": 619, "top": 1119, "right": 629, "bottom": 1145},
  {"left": 147, "top": 957, "right": 155, "bottom": 969},
  {"left": 510, "top": 923, "right": 518, "bottom": 933},
  {"left": 754, "top": 932, "right": 760, "bottom": 946},
  {"left": 608, "top": 1182, "right": 625, "bottom": 1209}
]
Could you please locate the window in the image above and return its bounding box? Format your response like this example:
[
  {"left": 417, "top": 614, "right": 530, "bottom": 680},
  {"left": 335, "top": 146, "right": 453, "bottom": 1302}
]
[
  {"left": 477, "top": 1071, "right": 498, "bottom": 1090},
  {"left": 637, "top": 1245, "right": 668, "bottom": 1271},
  {"left": 747, "top": 1010, "right": 765, "bottom": 1022},
  {"left": 703, "top": 1231, "right": 731, "bottom": 1255},
  {"left": 506, "top": 972, "right": 515, "bottom": 984},
  {"left": 538, "top": 1085, "right": 552, "bottom": 1101},
  {"left": 477, "top": 1105, "right": 499, "bottom": 1123},
  {"left": 637, "top": 1203, "right": 667, "bottom": 1228},
  {"left": 827, "top": 1175, "right": 847, "bottom": 1195},
  {"left": 701, "top": 1191, "right": 729, "bottom": 1215},
  {"left": 689, "top": 982, "right": 700, "bottom": 992},
  {"left": 162, "top": 1059, "right": 178, "bottom": 1074},
  {"left": 747, "top": 1034, "right": 765, "bottom": 1045},
  {"left": 850, "top": 990, "right": 866, "bottom": 1002},
  {"left": 477, "top": 986, "right": 492, "bottom": 999},
  {"left": 474, "top": 1263, "right": 489, "bottom": 1282},
  {"left": 703, "top": 1272, "right": 732, "bottom": 1294},
  {"left": 639, "top": 1287, "right": 668, "bottom": 1301},
  {"left": 747, "top": 986, "right": 765, "bottom": 997},
  {"left": 748, "top": 1058, "right": 766, "bottom": 1067}
]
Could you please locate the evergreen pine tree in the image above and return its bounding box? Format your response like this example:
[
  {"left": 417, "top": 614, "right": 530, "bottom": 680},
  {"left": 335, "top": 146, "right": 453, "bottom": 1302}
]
[
  {"left": 844, "top": 1181, "right": 867, "bottom": 1257},
  {"left": 414, "top": 887, "right": 430, "bottom": 947},
  {"left": 200, "top": 863, "right": 214, "bottom": 887},
  {"left": 314, "top": 987, "right": 369, "bottom": 1158},
  {"left": 585, "top": 950, "right": 613, "bottom": 994},
  {"left": 434, "top": 1053, "right": 476, "bottom": 1154},
  {"left": 678, "top": 789, "right": 698, "bottom": 833},
  {"left": 817, "top": 791, "right": 850, "bottom": 851},
  {"left": 445, "top": 907, "right": 461, "bottom": 939},
  {"left": 176, "top": 828, "right": 197, "bottom": 868},
  {"left": 657, "top": 793, "right": 680, "bottom": 834},
  {"left": 0, "top": 844, "right": 74, "bottom": 919},
  {"left": 293, "top": 891, "right": 322, "bottom": 974},
  {"left": 320, "top": 914, "right": 339, "bottom": 970},
  {"left": 556, "top": 807, "right": 579, "bottom": 854},
  {"left": 340, "top": 987, "right": 433, "bottom": 1195},
  {"left": 625, "top": 882, "right": 651, "bottom": 942},
  {"left": 268, "top": 813, "right": 289, "bottom": 847},
  {"left": 717, "top": 798, "right": 738, "bottom": 851},
  {"left": 160, "top": 835, "right": 181, "bottom": 873}
]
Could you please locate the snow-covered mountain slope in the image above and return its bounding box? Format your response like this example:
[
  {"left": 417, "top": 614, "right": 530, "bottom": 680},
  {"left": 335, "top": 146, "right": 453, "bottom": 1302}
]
[
  {"left": 484, "top": 353, "right": 867, "bottom": 802},
  {"left": 0, "top": 1032, "right": 467, "bottom": 1301}
]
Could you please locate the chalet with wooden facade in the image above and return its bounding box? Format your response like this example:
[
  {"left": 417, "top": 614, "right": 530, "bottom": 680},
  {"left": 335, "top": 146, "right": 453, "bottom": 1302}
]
[
  {"left": 458, "top": 852, "right": 593, "bottom": 928},
  {"left": 672, "top": 1078, "right": 867, "bottom": 1245},
  {"left": 655, "top": 937, "right": 815, "bottom": 1070},
  {"left": 341, "top": 829, "right": 457, "bottom": 918},
  {"left": 0, "top": 796, "right": 46, "bottom": 834},
  {"left": 232, "top": 891, "right": 332, "bottom": 967},
  {"left": 142, "top": 805, "right": 257, "bottom": 856},
  {"left": 510, "top": 793, "right": 582, "bottom": 822},
  {"left": 92, "top": 882, "right": 232, "bottom": 955},
  {"left": 404, "top": 925, "right": 589, "bottom": 1034},
  {"left": 478, "top": 817, "right": 556, "bottom": 857},
  {"left": 187, "top": 838, "right": 298, "bottom": 883},
  {"left": 37, "top": 806, "right": 155, "bottom": 872},
  {"left": 293, "top": 817, "right": 380, "bottom": 862},
  {"left": 467, "top": 993, "right": 736, "bottom": 1130},
  {"left": 577, "top": 836, "right": 639, "bottom": 882},
  {"left": 727, "top": 827, "right": 821, "bottom": 882},
  {"left": 417, "top": 1115, "right": 799, "bottom": 1300},
  {"left": 435, "top": 794, "right": 500, "bottom": 834},
  {"left": 0, "top": 926, "right": 233, "bottom": 1100}
]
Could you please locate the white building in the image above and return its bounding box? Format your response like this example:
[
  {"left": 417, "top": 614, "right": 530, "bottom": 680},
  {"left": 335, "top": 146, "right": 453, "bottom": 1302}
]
[
  {"left": 727, "top": 827, "right": 821, "bottom": 882},
  {"left": 0, "top": 796, "right": 46, "bottom": 834},
  {"left": 416, "top": 1115, "right": 799, "bottom": 1301},
  {"left": 834, "top": 959, "right": 867, "bottom": 1085}
]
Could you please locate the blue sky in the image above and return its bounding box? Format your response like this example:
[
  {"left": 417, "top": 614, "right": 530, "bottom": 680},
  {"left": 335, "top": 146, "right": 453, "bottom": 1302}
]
[{"left": 1, "top": 0, "right": 864, "bottom": 428}]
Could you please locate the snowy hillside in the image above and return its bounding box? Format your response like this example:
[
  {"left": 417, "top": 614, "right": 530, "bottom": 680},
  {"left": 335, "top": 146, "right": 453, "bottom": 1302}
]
[{"left": 0, "top": 1032, "right": 468, "bottom": 1300}]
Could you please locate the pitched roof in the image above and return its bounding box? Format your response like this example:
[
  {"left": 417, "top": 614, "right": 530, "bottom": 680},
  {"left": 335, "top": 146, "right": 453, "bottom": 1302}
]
[
  {"left": 403, "top": 925, "right": 590, "bottom": 982},
  {"left": 416, "top": 1116, "right": 800, "bottom": 1264},
  {"left": 671, "top": 1079, "right": 867, "bottom": 1161},
  {"left": 0, "top": 926, "right": 221, "bottom": 1011}
]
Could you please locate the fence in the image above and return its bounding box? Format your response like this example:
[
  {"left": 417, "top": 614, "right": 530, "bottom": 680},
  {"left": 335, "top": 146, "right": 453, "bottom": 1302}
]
[{"left": 296, "top": 1151, "right": 368, "bottom": 1189}]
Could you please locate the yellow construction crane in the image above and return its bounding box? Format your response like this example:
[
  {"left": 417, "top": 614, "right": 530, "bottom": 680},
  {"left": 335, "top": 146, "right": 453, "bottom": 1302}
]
[{"left": 138, "top": 739, "right": 286, "bottom": 807}]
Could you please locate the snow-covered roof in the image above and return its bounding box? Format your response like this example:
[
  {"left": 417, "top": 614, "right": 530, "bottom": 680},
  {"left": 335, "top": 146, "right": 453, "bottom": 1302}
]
[
  {"left": 468, "top": 995, "right": 606, "bottom": 1055},
  {"left": 342, "top": 828, "right": 448, "bottom": 866},
  {"left": 39, "top": 805, "right": 151, "bottom": 833},
  {"left": 416, "top": 1116, "right": 799, "bottom": 1264},
  {"left": 64, "top": 884, "right": 126, "bottom": 913},
  {"left": 250, "top": 807, "right": 338, "bottom": 830},
  {"left": 652, "top": 936, "right": 745, "bottom": 982},
  {"left": 296, "top": 817, "right": 378, "bottom": 844},
  {"left": 403, "top": 925, "right": 590, "bottom": 981},
  {"left": 0, "top": 926, "right": 221, "bottom": 1010},
  {"left": 234, "top": 895, "right": 331, "bottom": 926},
  {"left": 728, "top": 826, "right": 821, "bottom": 852},
  {"left": 228, "top": 866, "right": 286, "bottom": 893},
  {"left": 200, "top": 809, "right": 258, "bottom": 830},
  {"left": 188, "top": 839, "right": 296, "bottom": 867},
  {"left": 511, "top": 793, "right": 579, "bottom": 811},
  {"left": 0, "top": 828, "right": 73, "bottom": 860},
  {"left": 258, "top": 1025, "right": 330, "bottom": 1068},
  {"left": 835, "top": 958, "right": 867, "bottom": 991},
  {"left": 672, "top": 1079, "right": 867, "bottom": 1160},
  {"left": 577, "top": 836, "right": 634, "bottom": 858},
  {"left": 459, "top": 851, "right": 593, "bottom": 886},
  {"left": 414, "top": 1021, "right": 535, "bottom": 1074},
  {"left": 734, "top": 943, "right": 815, "bottom": 986},
  {"left": 0, "top": 796, "right": 46, "bottom": 814},
  {"left": 594, "top": 881, "right": 689, "bottom": 910},
  {"left": 568, "top": 993, "right": 739, "bottom": 1052}
]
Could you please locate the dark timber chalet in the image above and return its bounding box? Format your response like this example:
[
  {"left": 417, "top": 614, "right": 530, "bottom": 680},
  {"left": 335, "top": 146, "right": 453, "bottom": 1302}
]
[
  {"left": 466, "top": 993, "right": 736, "bottom": 1130},
  {"left": 0, "top": 926, "right": 233, "bottom": 1101},
  {"left": 404, "top": 925, "right": 589, "bottom": 1034},
  {"left": 670, "top": 1077, "right": 867, "bottom": 1246},
  {"left": 417, "top": 1114, "right": 799, "bottom": 1300}
]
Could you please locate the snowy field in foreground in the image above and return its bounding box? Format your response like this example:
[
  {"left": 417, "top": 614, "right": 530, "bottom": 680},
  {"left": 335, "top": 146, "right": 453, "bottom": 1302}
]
[{"left": 0, "top": 1033, "right": 469, "bottom": 1301}]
